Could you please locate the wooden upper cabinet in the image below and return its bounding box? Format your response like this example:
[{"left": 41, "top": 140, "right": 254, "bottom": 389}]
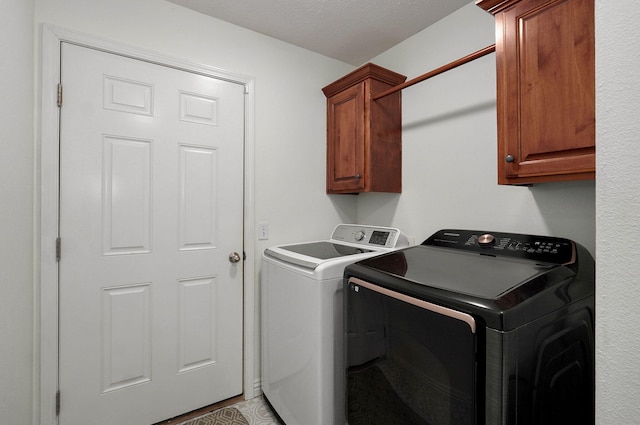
[
  {"left": 322, "top": 64, "right": 406, "bottom": 194},
  {"left": 477, "top": 0, "right": 595, "bottom": 184}
]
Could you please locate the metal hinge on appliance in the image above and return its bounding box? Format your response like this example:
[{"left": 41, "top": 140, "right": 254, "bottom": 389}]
[
  {"left": 56, "top": 237, "right": 61, "bottom": 262},
  {"left": 57, "top": 84, "right": 63, "bottom": 107},
  {"left": 56, "top": 390, "right": 61, "bottom": 416}
]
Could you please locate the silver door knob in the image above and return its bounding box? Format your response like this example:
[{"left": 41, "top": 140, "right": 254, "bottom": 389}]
[
  {"left": 505, "top": 154, "right": 515, "bottom": 163},
  {"left": 229, "top": 252, "right": 241, "bottom": 263}
]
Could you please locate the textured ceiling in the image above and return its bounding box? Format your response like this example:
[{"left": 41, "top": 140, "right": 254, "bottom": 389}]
[{"left": 168, "top": 0, "right": 472, "bottom": 65}]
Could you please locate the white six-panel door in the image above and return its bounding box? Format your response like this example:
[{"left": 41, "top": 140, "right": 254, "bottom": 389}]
[{"left": 58, "top": 42, "right": 245, "bottom": 424}]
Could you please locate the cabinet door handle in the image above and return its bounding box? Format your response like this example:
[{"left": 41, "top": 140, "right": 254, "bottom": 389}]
[
  {"left": 505, "top": 154, "right": 515, "bottom": 163},
  {"left": 354, "top": 174, "right": 361, "bottom": 179}
]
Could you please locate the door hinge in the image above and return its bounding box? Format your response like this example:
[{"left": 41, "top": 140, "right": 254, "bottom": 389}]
[
  {"left": 55, "top": 390, "right": 61, "bottom": 416},
  {"left": 56, "top": 237, "right": 61, "bottom": 262},
  {"left": 57, "top": 83, "right": 63, "bottom": 107}
]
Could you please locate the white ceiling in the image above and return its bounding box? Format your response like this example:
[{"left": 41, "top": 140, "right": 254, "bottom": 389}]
[{"left": 168, "top": 0, "right": 472, "bottom": 66}]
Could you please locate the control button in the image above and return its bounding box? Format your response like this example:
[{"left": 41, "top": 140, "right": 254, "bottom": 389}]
[
  {"left": 477, "top": 233, "right": 496, "bottom": 247},
  {"left": 354, "top": 230, "right": 366, "bottom": 241}
]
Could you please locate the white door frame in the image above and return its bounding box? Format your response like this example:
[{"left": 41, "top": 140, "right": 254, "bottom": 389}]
[{"left": 39, "top": 24, "right": 256, "bottom": 425}]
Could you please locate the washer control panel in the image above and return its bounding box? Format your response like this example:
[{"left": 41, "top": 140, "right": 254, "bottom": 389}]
[
  {"left": 424, "top": 229, "right": 575, "bottom": 264},
  {"left": 331, "top": 224, "right": 408, "bottom": 248}
]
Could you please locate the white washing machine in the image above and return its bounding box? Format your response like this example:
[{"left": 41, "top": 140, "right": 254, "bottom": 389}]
[{"left": 261, "top": 224, "right": 408, "bottom": 425}]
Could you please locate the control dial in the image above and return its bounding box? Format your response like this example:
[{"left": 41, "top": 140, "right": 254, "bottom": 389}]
[
  {"left": 477, "top": 233, "right": 496, "bottom": 247},
  {"left": 354, "top": 230, "right": 366, "bottom": 242}
]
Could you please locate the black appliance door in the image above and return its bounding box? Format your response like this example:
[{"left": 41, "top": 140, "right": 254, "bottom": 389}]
[{"left": 345, "top": 277, "right": 477, "bottom": 425}]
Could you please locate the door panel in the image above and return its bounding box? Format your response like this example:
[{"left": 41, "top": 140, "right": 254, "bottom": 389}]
[
  {"left": 59, "top": 42, "right": 244, "bottom": 424},
  {"left": 102, "top": 135, "right": 152, "bottom": 255}
]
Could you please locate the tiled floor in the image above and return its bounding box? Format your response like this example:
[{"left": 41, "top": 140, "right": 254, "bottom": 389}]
[
  {"left": 230, "top": 395, "right": 281, "bottom": 425},
  {"left": 170, "top": 394, "right": 281, "bottom": 425}
]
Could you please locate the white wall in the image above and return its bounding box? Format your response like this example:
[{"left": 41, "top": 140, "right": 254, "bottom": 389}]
[
  {"left": 1, "top": 0, "right": 638, "bottom": 423},
  {"left": 595, "top": 0, "right": 640, "bottom": 423},
  {"left": 359, "top": 4, "right": 596, "bottom": 254},
  {"left": 0, "top": 0, "right": 35, "bottom": 424}
]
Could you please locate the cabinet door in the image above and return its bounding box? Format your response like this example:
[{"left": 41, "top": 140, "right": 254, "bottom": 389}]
[
  {"left": 327, "top": 83, "right": 365, "bottom": 193},
  {"left": 497, "top": 0, "right": 595, "bottom": 184}
]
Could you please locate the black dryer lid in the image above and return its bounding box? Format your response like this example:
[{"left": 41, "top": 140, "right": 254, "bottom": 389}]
[{"left": 345, "top": 229, "right": 594, "bottom": 330}]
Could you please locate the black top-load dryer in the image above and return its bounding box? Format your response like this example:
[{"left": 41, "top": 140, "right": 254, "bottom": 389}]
[{"left": 343, "top": 229, "right": 595, "bottom": 425}]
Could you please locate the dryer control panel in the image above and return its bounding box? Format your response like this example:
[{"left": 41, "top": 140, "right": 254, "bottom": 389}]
[{"left": 424, "top": 229, "right": 576, "bottom": 265}]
